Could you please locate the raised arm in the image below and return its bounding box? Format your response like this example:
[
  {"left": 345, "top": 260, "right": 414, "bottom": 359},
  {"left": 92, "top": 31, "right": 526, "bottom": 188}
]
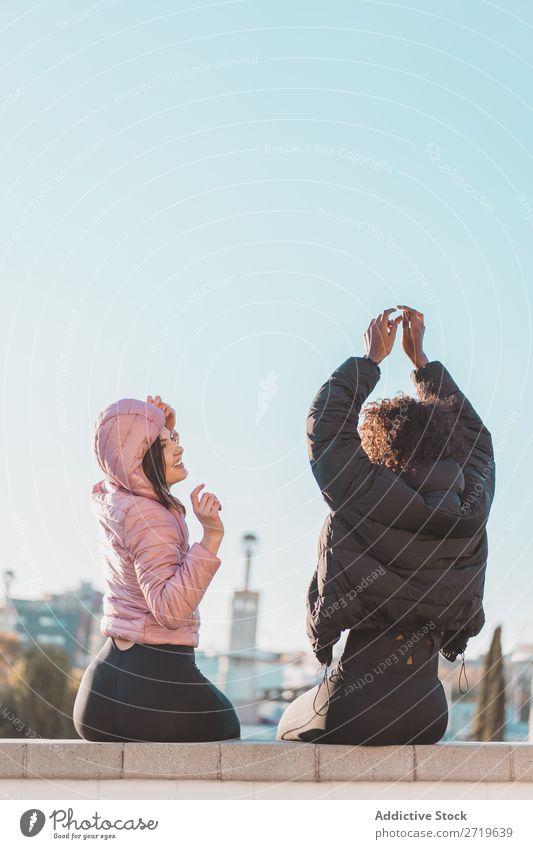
[
  {"left": 124, "top": 500, "right": 221, "bottom": 629},
  {"left": 306, "top": 357, "right": 381, "bottom": 509},
  {"left": 411, "top": 360, "right": 495, "bottom": 507},
  {"left": 307, "top": 309, "right": 402, "bottom": 511},
  {"left": 399, "top": 305, "right": 495, "bottom": 509}
]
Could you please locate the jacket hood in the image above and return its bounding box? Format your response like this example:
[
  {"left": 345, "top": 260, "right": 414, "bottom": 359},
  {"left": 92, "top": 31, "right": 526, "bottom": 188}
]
[
  {"left": 400, "top": 458, "right": 465, "bottom": 509},
  {"left": 92, "top": 398, "right": 166, "bottom": 500}
]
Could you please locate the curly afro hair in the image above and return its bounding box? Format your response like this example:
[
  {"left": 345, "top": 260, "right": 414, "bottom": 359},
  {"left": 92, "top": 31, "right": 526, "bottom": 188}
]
[{"left": 358, "top": 392, "right": 470, "bottom": 475}]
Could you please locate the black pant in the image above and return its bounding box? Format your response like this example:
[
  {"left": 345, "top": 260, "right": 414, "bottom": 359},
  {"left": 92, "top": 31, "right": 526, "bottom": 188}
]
[
  {"left": 73, "top": 638, "right": 240, "bottom": 743},
  {"left": 318, "top": 626, "right": 448, "bottom": 745}
]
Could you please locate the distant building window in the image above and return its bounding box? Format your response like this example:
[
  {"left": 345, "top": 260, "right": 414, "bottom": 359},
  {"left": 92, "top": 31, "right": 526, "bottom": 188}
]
[
  {"left": 37, "top": 616, "right": 56, "bottom": 627},
  {"left": 36, "top": 634, "right": 65, "bottom": 646}
]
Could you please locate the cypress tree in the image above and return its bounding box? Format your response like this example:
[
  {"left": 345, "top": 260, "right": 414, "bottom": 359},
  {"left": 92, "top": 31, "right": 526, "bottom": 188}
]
[{"left": 472, "top": 625, "right": 505, "bottom": 741}]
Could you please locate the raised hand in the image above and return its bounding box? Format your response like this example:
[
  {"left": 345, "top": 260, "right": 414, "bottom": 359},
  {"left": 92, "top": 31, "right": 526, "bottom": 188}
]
[
  {"left": 190, "top": 483, "right": 223, "bottom": 538},
  {"left": 397, "top": 305, "right": 429, "bottom": 369},
  {"left": 147, "top": 394, "right": 176, "bottom": 432},
  {"left": 363, "top": 308, "right": 402, "bottom": 364}
]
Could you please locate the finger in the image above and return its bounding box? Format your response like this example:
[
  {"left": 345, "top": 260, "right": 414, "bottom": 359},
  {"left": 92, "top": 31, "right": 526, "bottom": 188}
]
[
  {"left": 201, "top": 495, "right": 217, "bottom": 512},
  {"left": 397, "top": 304, "right": 423, "bottom": 320},
  {"left": 382, "top": 307, "right": 398, "bottom": 318},
  {"left": 390, "top": 315, "right": 402, "bottom": 329},
  {"left": 190, "top": 484, "right": 205, "bottom": 507},
  {"left": 388, "top": 319, "right": 400, "bottom": 339}
]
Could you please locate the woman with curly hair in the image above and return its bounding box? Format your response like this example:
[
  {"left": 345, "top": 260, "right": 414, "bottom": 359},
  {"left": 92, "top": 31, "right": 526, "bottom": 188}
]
[{"left": 278, "top": 306, "right": 495, "bottom": 745}]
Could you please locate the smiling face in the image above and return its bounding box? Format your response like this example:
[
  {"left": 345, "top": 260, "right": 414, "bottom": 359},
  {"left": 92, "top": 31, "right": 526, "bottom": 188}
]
[{"left": 159, "top": 426, "right": 188, "bottom": 487}]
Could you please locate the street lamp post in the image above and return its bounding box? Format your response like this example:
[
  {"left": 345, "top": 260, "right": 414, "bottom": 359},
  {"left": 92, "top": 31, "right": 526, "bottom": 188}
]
[
  {"left": 2, "top": 570, "right": 15, "bottom": 608},
  {"left": 242, "top": 532, "right": 258, "bottom": 591}
]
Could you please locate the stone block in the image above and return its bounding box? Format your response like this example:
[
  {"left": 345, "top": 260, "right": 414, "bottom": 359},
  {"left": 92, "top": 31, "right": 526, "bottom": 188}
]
[
  {"left": 318, "top": 744, "right": 414, "bottom": 782},
  {"left": 511, "top": 744, "right": 533, "bottom": 782},
  {"left": 25, "top": 740, "right": 122, "bottom": 780},
  {"left": 0, "top": 741, "right": 25, "bottom": 778},
  {"left": 414, "top": 743, "right": 512, "bottom": 782},
  {"left": 123, "top": 742, "right": 219, "bottom": 780},
  {"left": 220, "top": 741, "right": 316, "bottom": 782}
]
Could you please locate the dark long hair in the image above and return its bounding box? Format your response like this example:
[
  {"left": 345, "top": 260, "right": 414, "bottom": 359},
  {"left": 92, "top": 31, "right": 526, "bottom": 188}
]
[{"left": 142, "top": 436, "right": 186, "bottom": 515}]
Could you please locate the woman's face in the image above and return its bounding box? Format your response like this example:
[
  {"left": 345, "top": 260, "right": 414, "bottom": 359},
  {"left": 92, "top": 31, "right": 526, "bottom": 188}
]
[{"left": 159, "top": 426, "right": 187, "bottom": 487}]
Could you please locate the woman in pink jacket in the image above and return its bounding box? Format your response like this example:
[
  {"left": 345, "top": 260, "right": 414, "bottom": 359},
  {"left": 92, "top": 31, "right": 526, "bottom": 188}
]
[{"left": 73, "top": 395, "right": 240, "bottom": 742}]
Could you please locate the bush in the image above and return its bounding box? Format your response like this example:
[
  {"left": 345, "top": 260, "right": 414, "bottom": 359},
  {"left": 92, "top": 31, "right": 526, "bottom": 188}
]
[{"left": 0, "top": 645, "right": 79, "bottom": 739}]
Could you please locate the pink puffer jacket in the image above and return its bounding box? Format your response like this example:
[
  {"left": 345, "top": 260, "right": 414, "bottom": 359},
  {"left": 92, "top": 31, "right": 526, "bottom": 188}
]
[{"left": 91, "top": 398, "right": 221, "bottom": 646}]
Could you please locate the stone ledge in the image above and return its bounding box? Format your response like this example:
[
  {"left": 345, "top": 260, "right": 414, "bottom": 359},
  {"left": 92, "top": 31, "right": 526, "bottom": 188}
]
[{"left": 0, "top": 741, "right": 530, "bottom": 783}]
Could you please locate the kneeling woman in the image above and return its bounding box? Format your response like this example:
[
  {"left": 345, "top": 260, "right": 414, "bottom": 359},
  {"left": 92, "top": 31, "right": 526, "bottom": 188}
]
[
  {"left": 278, "top": 306, "right": 495, "bottom": 745},
  {"left": 73, "top": 395, "right": 240, "bottom": 742}
]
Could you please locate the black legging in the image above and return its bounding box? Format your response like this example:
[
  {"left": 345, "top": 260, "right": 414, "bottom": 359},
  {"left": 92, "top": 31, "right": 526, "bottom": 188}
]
[
  {"left": 73, "top": 638, "right": 240, "bottom": 743},
  {"left": 317, "top": 625, "right": 448, "bottom": 745}
]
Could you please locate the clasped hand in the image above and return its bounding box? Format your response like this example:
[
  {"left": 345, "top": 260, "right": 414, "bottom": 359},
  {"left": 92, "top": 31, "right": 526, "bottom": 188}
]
[{"left": 364, "top": 305, "right": 429, "bottom": 369}]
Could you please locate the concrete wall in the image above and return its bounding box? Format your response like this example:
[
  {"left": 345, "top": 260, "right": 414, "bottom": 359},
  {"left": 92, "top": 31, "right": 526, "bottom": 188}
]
[{"left": 1, "top": 740, "right": 533, "bottom": 800}]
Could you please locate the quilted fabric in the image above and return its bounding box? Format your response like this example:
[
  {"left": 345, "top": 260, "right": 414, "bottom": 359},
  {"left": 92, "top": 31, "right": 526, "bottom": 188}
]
[
  {"left": 306, "top": 357, "right": 496, "bottom": 666},
  {"left": 91, "top": 398, "right": 221, "bottom": 645}
]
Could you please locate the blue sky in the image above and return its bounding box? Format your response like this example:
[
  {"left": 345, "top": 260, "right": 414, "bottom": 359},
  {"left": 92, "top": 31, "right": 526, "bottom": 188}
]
[{"left": 1, "top": 0, "right": 532, "bottom": 660}]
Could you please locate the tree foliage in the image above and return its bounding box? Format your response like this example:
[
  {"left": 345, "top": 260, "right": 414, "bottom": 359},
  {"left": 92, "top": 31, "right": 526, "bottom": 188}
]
[
  {"left": 471, "top": 625, "right": 506, "bottom": 742},
  {"left": 0, "top": 643, "right": 79, "bottom": 739}
]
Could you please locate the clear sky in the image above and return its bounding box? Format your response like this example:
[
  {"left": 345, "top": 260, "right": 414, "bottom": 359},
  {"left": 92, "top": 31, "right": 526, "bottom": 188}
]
[{"left": 1, "top": 0, "right": 532, "bottom": 661}]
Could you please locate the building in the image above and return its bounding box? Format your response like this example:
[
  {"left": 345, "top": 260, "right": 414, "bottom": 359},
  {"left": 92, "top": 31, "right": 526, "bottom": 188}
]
[{"left": 1, "top": 576, "right": 104, "bottom": 668}]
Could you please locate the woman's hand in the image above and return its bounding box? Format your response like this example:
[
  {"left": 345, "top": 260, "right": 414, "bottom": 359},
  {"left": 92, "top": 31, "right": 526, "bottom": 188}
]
[
  {"left": 190, "top": 484, "right": 224, "bottom": 554},
  {"left": 397, "top": 305, "right": 429, "bottom": 369},
  {"left": 147, "top": 394, "right": 176, "bottom": 432},
  {"left": 363, "top": 308, "right": 402, "bottom": 364}
]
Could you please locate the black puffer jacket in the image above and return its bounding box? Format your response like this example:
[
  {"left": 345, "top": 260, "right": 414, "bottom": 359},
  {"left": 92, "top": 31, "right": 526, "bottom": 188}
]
[{"left": 306, "top": 356, "right": 495, "bottom": 666}]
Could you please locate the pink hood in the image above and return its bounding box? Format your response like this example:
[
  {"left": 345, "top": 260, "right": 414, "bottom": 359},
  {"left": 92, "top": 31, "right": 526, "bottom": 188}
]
[
  {"left": 90, "top": 398, "right": 221, "bottom": 647},
  {"left": 92, "top": 398, "right": 166, "bottom": 501}
]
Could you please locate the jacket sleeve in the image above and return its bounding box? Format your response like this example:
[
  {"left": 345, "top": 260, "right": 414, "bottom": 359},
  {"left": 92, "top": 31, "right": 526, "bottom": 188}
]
[
  {"left": 411, "top": 360, "right": 496, "bottom": 508},
  {"left": 306, "top": 356, "right": 381, "bottom": 511},
  {"left": 306, "top": 569, "right": 339, "bottom": 666},
  {"left": 123, "top": 501, "right": 221, "bottom": 630}
]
